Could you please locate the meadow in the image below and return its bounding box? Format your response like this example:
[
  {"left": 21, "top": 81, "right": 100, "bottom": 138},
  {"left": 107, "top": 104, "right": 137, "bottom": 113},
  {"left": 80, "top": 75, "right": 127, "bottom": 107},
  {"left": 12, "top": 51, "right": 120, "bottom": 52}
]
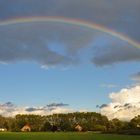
[{"left": 0, "top": 132, "right": 140, "bottom": 140}]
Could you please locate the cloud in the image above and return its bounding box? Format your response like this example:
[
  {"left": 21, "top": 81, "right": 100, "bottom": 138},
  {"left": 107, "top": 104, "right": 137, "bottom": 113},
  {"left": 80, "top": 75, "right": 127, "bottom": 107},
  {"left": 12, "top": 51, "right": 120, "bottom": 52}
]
[
  {"left": 0, "top": 102, "right": 73, "bottom": 117},
  {"left": 100, "top": 86, "right": 140, "bottom": 121},
  {"left": 0, "top": 21, "right": 140, "bottom": 68},
  {"left": 97, "top": 104, "right": 109, "bottom": 109},
  {"left": 25, "top": 107, "right": 44, "bottom": 112},
  {"left": 0, "top": 0, "right": 139, "bottom": 67},
  {"left": 0, "top": 0, "right": 139, "bottom": 37},
  {"left": 92, "top": 42, "right": 140, "bottom": 66},
  {"left": 47, "top": 103, "right": 69, "bottom": 108},
  {"left": 46, "top": 103, "right": 69, "bottom": 112},
  {"left": 0, "top": 102, "right": 14, "bottom": 107},
  {"left": 100, "top": 84, "right": 118, "bottom": 88},
  {"left": 131, "top": 72, "right": 140, "bottom": 81},
  {"left": 0, "top": 22, "right": 95, "bottom": 68}
]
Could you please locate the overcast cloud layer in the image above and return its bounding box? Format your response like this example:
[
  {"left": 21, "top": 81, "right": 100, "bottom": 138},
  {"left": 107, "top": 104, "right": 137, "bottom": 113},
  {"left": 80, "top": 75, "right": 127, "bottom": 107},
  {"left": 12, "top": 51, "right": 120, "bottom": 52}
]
[
  {"left": 100, "top": 86, "right": 140, "bottom": 121},
  {"left": 0, "top": 0, "right": 140, "bottom": 67}
]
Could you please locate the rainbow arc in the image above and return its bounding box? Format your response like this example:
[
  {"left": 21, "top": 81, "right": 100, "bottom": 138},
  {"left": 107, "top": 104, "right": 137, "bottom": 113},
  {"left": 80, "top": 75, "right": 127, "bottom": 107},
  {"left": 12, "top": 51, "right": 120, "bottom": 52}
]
[{"left": 0, "top": 16, "right": 139, "bottom": 48}]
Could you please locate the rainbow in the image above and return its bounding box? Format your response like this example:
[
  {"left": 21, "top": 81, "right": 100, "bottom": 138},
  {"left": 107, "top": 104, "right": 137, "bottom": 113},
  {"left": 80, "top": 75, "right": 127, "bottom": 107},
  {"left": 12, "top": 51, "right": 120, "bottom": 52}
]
[{"left": 0, "top": 16, "right": 139, "bottom": 49}]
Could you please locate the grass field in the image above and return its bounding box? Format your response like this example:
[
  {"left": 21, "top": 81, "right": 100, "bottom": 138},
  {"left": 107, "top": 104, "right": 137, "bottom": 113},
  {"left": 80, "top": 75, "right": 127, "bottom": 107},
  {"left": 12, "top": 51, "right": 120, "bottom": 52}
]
[{"left": 0, "top": 132, "right": 140, "bottom": 140}]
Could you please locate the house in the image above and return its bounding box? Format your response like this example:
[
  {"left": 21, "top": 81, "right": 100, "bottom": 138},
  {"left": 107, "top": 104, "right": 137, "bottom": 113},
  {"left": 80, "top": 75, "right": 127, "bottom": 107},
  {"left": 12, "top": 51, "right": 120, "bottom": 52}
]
[
  {"left": 137, "top": 124, "right": 140, "bottom": 128},
  {"left": 21, "top": 124, "right": 31, "bottom": 132},
  {"left": 0, "top": 128, "right": 7, "bottom": 132},
  {"left": 75, "top": 124, "right": 83, "bottom": 132}
]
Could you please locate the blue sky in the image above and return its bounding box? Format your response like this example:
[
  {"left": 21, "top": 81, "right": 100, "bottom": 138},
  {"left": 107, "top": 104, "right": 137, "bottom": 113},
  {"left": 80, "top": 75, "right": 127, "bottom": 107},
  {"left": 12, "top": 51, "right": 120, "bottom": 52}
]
[{"left": 0, "top": 0, "right": 140, "bottom": 118}]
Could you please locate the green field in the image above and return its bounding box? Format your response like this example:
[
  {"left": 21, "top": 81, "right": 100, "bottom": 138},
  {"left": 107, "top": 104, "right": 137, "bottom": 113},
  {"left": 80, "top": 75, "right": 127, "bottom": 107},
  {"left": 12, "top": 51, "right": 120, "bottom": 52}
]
[{"left": 0, "top": 132, "right": 140, "bottom": 140}]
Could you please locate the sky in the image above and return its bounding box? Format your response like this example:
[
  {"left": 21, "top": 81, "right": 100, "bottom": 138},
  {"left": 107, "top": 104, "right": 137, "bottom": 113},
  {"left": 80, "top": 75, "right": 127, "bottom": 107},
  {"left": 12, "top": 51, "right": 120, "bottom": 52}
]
[{"left": 0, "top": 0, "right": 140, "bottom": 120}]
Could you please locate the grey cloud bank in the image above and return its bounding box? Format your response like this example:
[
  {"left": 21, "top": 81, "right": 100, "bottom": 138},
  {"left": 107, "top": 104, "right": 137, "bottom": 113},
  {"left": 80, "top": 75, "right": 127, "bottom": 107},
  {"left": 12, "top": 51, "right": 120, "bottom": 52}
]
[
  {"left": 0, "top": 0, "right": 140, "bottom": 67},
  {"left": 0, "top": 21, "right": 140, "bottom": 67}
]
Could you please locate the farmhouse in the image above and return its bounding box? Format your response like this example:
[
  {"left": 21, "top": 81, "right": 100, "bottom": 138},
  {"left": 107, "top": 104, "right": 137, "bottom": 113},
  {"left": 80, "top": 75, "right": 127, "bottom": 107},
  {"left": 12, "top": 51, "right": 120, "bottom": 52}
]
[
  {"left": 0, "top": 128, "right": 7, "bottom": 132},
  {"left": 21, "top": 124, "right": 31, "bottom": 132},
  {"left": 75, "top": 124, "right": 83, "bottom": 132}
]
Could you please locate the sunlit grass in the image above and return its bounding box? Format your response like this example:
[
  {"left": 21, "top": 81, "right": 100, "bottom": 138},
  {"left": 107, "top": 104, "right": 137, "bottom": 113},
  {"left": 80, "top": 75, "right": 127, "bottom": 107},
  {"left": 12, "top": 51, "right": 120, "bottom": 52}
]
[{"left": 0, "top": 132, "right": 140, "bottom": 140}]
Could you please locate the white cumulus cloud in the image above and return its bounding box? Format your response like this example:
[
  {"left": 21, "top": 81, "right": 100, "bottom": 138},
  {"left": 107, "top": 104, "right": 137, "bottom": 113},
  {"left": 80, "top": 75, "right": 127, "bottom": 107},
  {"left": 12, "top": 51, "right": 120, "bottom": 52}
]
[{"left": 100, "top": 86, "right": 140, "bottom": 121}]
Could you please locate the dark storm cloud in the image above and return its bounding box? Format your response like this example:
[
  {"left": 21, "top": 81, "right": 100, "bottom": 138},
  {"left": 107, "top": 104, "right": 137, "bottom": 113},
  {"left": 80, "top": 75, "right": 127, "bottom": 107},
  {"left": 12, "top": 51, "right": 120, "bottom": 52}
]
[
  {"left": 0, "top": 44, "right": 69, "bottom": 66},
  {"left": 0, "top": 0, "right": 139, "bottom": 67},
  {"left": 0, "top": 0, "right": 139, "bottom": 37},
  {"left": 0, "top": 22, "right": 94, "bottom": 67},
  {"left": 92, "top": 44, "right": 140, "bottom": 66},
  {"left": 0, "top": 0, "right": 139, "bottom": 39}
]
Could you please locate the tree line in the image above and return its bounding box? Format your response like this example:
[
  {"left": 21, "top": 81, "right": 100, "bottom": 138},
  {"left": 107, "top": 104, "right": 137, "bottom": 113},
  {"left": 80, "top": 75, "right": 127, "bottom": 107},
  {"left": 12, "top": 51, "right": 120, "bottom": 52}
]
[{"left": 0, "top": 112, "right": 140, "bottom": 134}]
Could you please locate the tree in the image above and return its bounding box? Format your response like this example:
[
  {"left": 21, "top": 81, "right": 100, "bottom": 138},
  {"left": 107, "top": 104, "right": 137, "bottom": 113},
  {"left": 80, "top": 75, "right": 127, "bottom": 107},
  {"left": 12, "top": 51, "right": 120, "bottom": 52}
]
[
  {"left": 51, "top": 125, "right": 57, "bottom": 132},
  {"left": 42, "top": 121, "right": 52, "bottom": 131},
  {"left": 130, "top": 115, "right": 140, "bottom": 129}
]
